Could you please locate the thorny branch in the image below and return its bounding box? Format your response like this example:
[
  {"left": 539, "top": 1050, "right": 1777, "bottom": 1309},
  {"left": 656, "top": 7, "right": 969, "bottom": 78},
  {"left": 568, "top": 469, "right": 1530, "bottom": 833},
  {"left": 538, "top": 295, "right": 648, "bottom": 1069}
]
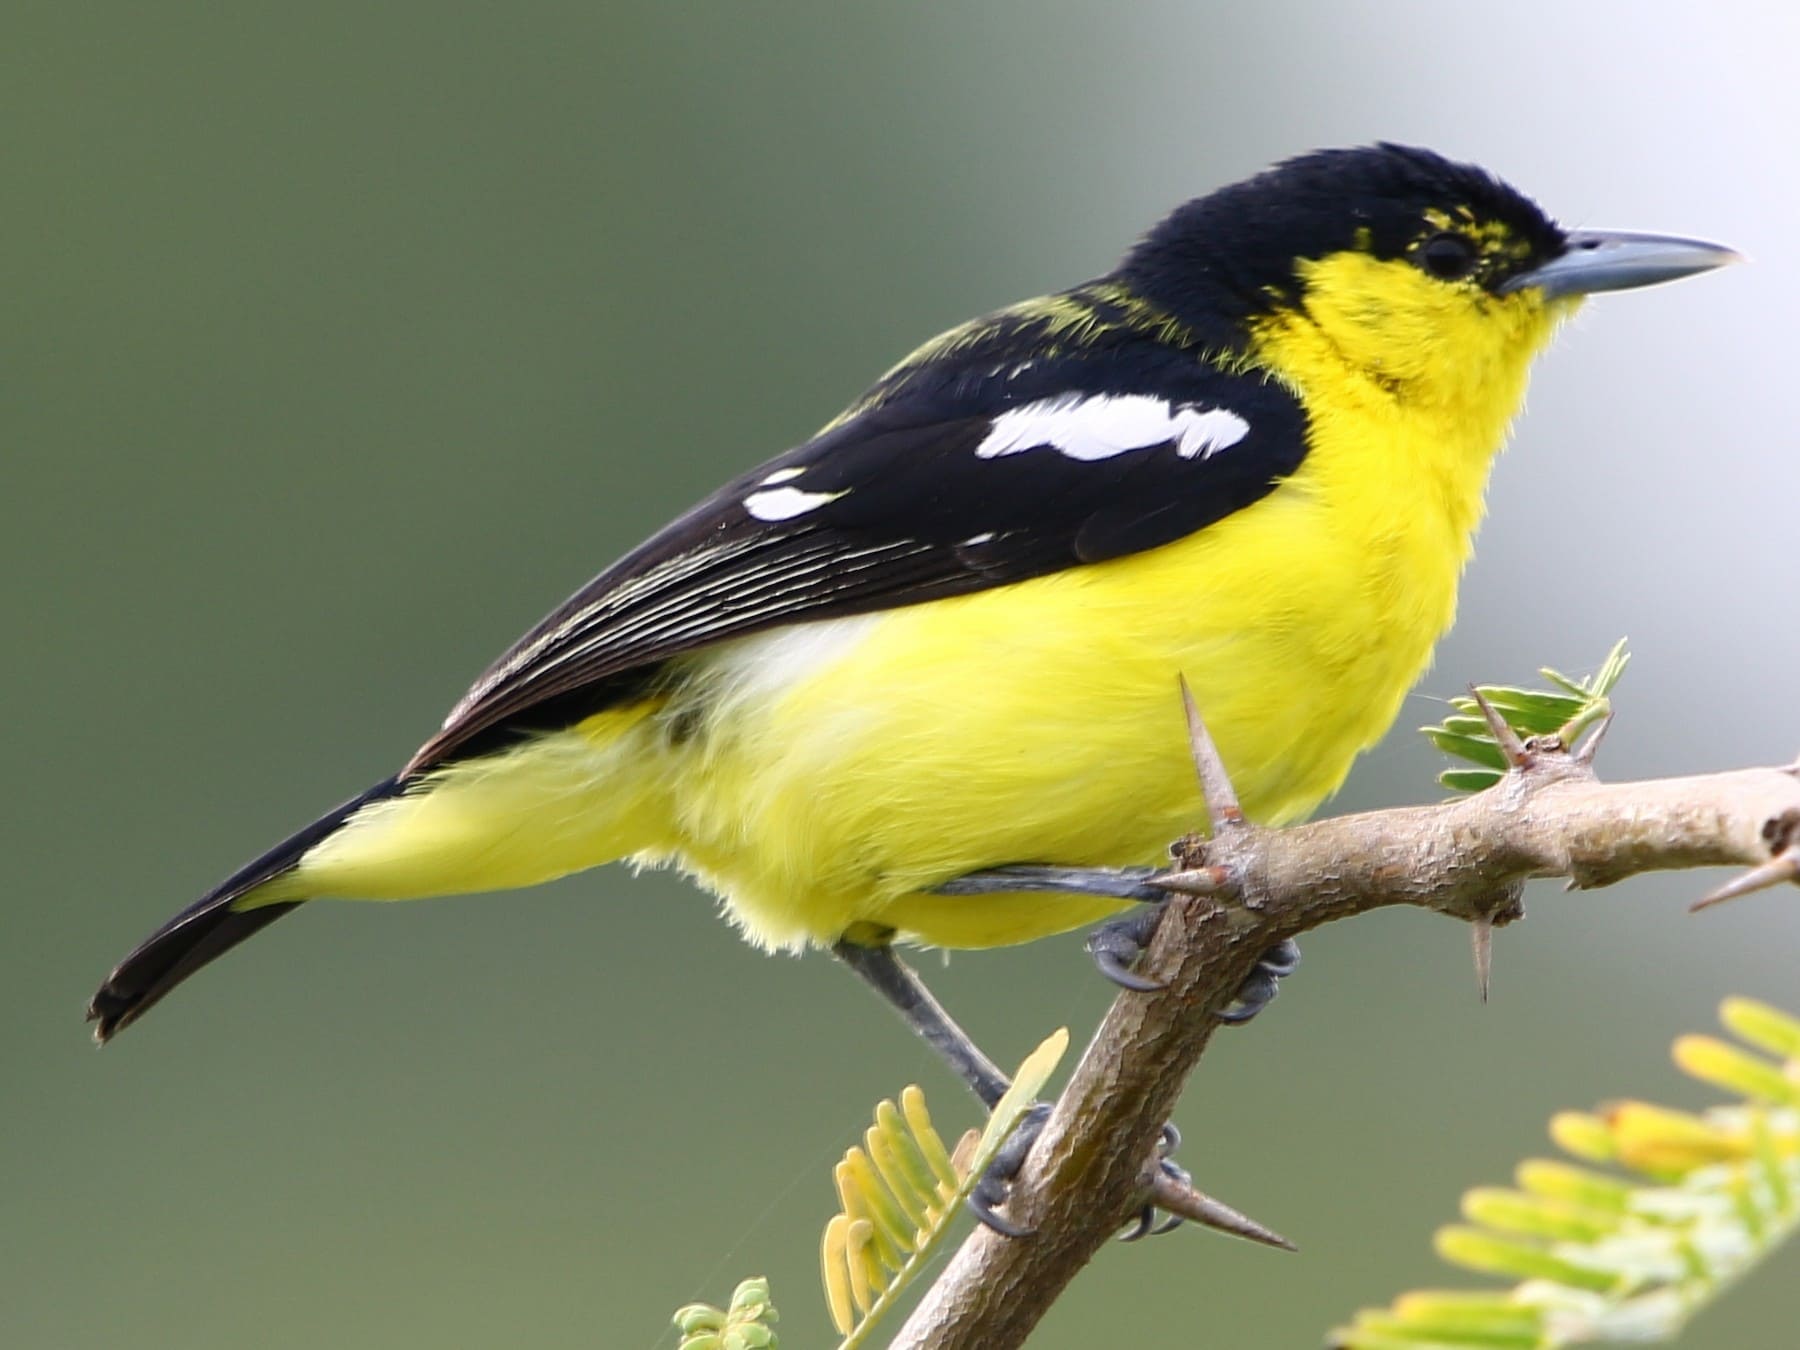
[{"left": 890, "top": 711, "right": 1800, "bottom": 1350}]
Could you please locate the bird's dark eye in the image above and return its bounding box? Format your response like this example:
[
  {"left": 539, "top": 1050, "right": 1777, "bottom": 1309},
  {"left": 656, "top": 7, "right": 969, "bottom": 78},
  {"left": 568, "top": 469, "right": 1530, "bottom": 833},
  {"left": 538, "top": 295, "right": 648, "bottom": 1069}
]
[{"left": 1418, "top": 231, "right": 1480, "bottom": 281}]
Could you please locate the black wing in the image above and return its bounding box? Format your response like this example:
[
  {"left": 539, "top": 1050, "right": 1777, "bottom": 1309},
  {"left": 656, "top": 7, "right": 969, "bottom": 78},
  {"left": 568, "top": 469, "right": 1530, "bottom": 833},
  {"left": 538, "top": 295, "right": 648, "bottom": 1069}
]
[{"left": 409, "top": 340, "right": 1307, "bottom": 770}]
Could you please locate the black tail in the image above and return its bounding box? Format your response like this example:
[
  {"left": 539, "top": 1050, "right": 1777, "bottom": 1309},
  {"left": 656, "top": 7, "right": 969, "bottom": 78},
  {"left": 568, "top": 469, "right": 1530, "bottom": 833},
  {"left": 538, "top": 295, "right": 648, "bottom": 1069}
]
[{"left": 87, "top": 774, "right": 405, "bottom": 1043}]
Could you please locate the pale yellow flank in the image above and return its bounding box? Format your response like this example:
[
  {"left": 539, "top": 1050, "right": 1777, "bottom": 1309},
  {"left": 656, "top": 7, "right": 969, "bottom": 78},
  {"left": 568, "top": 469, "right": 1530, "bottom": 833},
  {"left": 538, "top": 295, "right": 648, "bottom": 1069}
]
[{"left": 262, "top": 251, "right": 1574, "bottom": 953}]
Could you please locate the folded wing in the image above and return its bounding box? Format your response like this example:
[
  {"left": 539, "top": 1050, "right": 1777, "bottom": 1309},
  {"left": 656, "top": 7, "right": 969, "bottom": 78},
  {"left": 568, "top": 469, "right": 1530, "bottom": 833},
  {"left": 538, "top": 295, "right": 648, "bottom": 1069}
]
[{"left": 412, "top": 347, "right": 1307, "bottom": 770}]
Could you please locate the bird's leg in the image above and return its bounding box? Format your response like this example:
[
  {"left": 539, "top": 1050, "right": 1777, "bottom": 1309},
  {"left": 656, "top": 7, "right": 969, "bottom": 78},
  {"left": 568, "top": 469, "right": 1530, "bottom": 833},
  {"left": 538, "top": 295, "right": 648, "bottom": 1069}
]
[
  {"left": 833, "top": 936, "right": 1195, "bottom": 1240},
  {"left": 831, "top": 934, "right": 1010, "bottom": 1110},
  {"left": 932, "top": 864, "right": 1303, "bottom": 1025},
  {"left": 928, "top": 863, "right": 1168, "bottom": 904}
]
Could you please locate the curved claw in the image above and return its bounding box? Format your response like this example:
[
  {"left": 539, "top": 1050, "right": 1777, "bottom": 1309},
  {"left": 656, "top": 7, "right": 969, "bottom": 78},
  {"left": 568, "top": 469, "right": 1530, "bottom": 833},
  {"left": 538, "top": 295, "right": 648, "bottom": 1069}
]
[
  {"left": 1085, "top": 903, "right": 1170, "bottom": 993},
  {"left": 1217, "top": 969, "right": 1279, "bottom": 1024},
  {"left": 1215, "top": 939, "right": 1302, "bottom": 1025},
  {"left": 968, "top": 1101, "right": 1050, "bottom": 1238},
  {"left": 1119, "top": 1206, "right": 1155, "bottom": 1242},
  {"left": 1257, "top": 938, "right": 1302, "bottom": 979},
  {"left": 1092, "top": 945, "right": 1165, "bottom": 993},
  {"left": 968, "top": 1183, "right": 1034, "bottom": 1238}
]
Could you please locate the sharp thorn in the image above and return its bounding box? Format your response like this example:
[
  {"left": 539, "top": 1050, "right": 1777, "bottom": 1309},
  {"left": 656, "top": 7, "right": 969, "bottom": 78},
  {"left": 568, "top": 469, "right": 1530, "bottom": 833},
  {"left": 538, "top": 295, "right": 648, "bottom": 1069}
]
[
  {"left": 1149, "top": 866, "right": 1226, "bottom": 896},
  {"left": 1147, "top": 1173, "right": 1295, "bottom": 1251},
  {"left": 1469, "top": 686, "right": 1530, "bottom": 769},
  {"left": 1691, "top": 847, "right": 1800, "bottom": 912},
  {"left": 1573, "top": 710, "right": 1614, "bottom": 766},
  {"left": 1470, "top": 917, "right": 1493, "bottom": 1003},
  {"left": 1178, "top": 675, "right": 1245, "bottom": 829}
]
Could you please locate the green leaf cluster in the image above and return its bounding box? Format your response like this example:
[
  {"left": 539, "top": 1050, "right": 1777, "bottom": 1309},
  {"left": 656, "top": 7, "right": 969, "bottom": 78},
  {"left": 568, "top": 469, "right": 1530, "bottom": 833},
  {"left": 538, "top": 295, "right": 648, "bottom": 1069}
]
[
  {"left": 672, "top": 1277, "right": 779, "bottom": 1350},
  {"left": 1422, "top": 640, "right": 1629, "bottom": 792},
  {"left": 1332, "top": 998, "right": 1800, "bottom": 1348}
]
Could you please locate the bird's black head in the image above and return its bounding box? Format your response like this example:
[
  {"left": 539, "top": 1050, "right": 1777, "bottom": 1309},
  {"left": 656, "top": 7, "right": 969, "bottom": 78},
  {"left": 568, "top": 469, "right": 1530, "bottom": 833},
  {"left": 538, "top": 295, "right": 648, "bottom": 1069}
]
[{"left": 1117, "top": 144, "right": 1569, "bottom": 349}]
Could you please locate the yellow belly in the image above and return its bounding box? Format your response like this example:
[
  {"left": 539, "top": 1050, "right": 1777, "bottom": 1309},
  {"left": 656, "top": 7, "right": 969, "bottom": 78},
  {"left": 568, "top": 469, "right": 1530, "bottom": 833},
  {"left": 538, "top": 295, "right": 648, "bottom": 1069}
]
[{"left": 667, "top": 457, "right": 1472, "bottom": 951}]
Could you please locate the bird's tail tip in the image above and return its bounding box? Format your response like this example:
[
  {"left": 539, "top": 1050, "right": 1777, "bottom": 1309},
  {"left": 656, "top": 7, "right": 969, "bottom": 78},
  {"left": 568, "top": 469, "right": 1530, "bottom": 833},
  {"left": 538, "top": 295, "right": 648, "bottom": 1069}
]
[
  {"left": 85, "top": 898, "right": 305, "bottom": 1044},
  {"left": 86, "top": 773, "right": 405, "bottom": 1042}
]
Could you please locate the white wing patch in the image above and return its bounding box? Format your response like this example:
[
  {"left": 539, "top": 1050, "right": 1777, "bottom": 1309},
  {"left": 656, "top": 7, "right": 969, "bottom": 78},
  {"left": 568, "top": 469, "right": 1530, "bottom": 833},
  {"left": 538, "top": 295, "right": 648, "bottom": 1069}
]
[
  {"left": 975, "top": 394, "right": 1249, "bottom": 463},
  {"left": 743, "top": 485, "right": 849, "bottom": 521}
]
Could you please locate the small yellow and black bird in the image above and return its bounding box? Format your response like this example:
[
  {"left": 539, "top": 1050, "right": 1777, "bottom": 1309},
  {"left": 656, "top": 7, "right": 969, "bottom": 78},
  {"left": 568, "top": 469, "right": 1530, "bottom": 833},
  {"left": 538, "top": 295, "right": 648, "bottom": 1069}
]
[{"left": 91, "top": 144, "right": 1732, "bottom": 1227}]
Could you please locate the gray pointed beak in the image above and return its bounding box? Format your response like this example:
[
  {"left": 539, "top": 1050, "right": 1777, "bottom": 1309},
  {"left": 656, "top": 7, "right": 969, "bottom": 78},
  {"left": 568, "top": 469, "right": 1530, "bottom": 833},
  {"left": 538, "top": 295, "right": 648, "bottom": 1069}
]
[{"left": 1500, "top": 230, "right": 1741, "bottom": 299}]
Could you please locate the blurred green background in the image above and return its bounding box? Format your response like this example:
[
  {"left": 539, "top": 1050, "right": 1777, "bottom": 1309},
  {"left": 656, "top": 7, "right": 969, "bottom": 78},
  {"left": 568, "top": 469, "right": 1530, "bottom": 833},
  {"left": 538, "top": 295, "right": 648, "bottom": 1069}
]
[{"left": 8, "top": 2, "right": 1798, "bottom": 1346}]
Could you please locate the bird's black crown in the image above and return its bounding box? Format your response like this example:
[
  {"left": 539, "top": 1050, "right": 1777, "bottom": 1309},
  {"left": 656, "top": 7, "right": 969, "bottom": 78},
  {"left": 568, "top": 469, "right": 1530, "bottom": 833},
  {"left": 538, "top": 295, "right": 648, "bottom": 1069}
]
[{"left": 1118, "top": 144, "right": 1569, "bottom": 348}]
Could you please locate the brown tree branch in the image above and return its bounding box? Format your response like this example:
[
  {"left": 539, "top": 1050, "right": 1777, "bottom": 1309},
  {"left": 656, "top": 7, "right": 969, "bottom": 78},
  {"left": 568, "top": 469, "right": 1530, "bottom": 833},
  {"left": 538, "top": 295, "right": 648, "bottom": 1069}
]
[{"left": 891, "top": 747, "right": 1800, "bottom": 1350}]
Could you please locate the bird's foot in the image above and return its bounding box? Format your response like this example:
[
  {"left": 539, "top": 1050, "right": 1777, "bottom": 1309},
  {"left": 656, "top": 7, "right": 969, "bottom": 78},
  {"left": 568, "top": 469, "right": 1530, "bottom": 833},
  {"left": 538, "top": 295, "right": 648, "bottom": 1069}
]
[
  {"left": 967, "top": 1101, "right": 1050, "bottom": 1237},
  {"left": 969, "top": 1104, "right": 1192, "bottom": 1240},
  {"left": 1217, "top": 936, "right": 1301, "bottom": 1024},
  {"left": 1086, "top": 899, "right": 1300, "bottom": 1026},
  {"left": 1084, "top": 902, "right": 1168, "bottom": 993}
]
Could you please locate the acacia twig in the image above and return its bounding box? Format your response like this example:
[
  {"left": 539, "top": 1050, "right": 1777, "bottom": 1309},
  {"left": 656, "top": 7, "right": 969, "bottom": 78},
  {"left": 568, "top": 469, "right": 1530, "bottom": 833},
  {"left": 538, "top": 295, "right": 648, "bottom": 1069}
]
[{"left": 890, "top": 741, "right": 1800, "bottom": 1350}]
